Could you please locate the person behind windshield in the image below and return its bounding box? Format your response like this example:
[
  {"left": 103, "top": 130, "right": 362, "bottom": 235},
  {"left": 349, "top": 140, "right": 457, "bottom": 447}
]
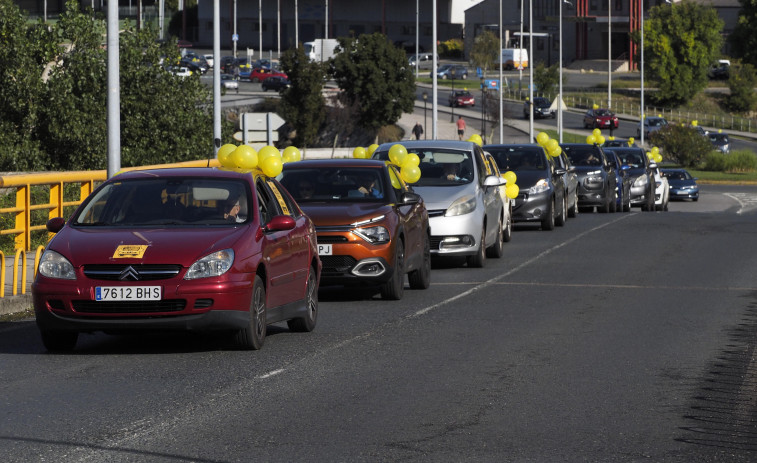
[
  {"left": 223, "top": 196, "right": 244, "bottom": 223},
  {"left": 349, "top": 175, "right": 382, "bottom": 198},
  {"left": 442, "top": 163, "right": 462, "bottom": 181},
  {"left": 297, "top": 180, "right": 315, "bottom": 200}
]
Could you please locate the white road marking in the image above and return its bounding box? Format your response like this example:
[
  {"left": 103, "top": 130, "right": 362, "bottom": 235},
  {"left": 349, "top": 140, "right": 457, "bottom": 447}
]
[{"left": 724, "top": 193, "right": 757, "bottom": 214}]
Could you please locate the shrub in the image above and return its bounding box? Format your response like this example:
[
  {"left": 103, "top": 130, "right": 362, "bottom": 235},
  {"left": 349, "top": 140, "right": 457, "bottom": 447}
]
[
  {"left": 649, "top": 125, "right": 712, "bottom": 168},
  {"left": 439, "top": 39, "right": 464, "bottom": 59},
  {"left": 703, "top": 151, "right": 727, "bottom": 171},
  {"left": 725, "top": 150, "right": 757, "bottom": 172}
]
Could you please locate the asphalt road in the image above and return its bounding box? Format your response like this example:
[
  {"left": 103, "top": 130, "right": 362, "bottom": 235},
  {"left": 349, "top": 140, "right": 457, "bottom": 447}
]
[{"left": 2, "top": 184, "right": 757, "bottom": 461}]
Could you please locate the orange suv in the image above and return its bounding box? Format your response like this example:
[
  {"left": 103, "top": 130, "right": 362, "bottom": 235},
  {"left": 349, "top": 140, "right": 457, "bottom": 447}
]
[{"left": 280, "top": 159, "right": 430, "bottom": 300}]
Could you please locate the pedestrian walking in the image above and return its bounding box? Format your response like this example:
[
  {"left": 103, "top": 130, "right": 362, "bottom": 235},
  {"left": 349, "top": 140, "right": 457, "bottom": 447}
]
[
  {"left": 412, "top": 122, "right": 424, "bottom": 140},
  {"left": 456, "top": 116, "right": 466, "bottom": 140}
]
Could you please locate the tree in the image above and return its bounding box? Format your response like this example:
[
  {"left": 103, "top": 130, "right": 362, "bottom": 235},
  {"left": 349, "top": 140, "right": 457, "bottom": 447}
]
[
  {"left": 644, "top": 0, "right": 723, "bottom": 105},
  {"left": 533, "top": 63, "right": 559, "bottom": 96},
  {"left": 332, "top": 33, "right": 415, "bottom": 130},
  {"left": 726, "top": 63, "right": 757, "bottom": 113},
  {"left": 278, "top": 46, "right": 326, "bottom": 147},
  {"left": 649, "top": 125, "right": 712, "bottom": 168},
  {"left": 730, "top": 0, "right": 757, "bottom": 67},
  {"left": 470, "top": 30, "right": 499, "bottom": 72}
]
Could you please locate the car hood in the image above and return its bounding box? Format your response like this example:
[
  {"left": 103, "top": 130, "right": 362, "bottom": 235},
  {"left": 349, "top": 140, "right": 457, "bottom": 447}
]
[
  {"left": 48, "top": 226, "right": 248, "bottom": 267},
  {"left": 668, "top": 179, "right": 697, "bottom": 188},
  {"left": 413, "top": 185, "right": 476, "bottom": 211},
  {"left": 511, "top": 170, "right": 549, "bottom": 189},
  {"left": 573, "top": 165, "right": 605, "bottom": 175},
  {"left": 299, "top": 202, "right": 395, "bottom": 227}
]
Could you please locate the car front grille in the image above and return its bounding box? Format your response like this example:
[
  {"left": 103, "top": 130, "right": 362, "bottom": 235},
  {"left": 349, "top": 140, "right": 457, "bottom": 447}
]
[
  {"left": 83, "top": 265, "right": 182, "bottom": 281},
  {"left": 427, "top": 209, "right": 446, "bottom": 218},
  {"left": 317, "top": 235, "right": 349, "bottom": 244},
  {"left": 72, "top": 299, "right": 186, "bottom": 314},
  {"left": 429, "top": 237, "right": 443, "bottom": 250},
  {"left": 319, "top": 255, "right": 356, "bottom": 274}
]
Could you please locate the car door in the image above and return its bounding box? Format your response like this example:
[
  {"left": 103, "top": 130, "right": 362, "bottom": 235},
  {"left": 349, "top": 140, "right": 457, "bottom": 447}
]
[
  {"left": 387, "top": 165, "right": 424, "bottom": 268},
  {"left": 475, "top": 147, "right": 502, "bottom": 246}
]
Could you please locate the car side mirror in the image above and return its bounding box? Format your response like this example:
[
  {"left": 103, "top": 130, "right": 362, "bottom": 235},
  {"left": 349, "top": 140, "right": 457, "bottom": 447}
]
[
  {"left": 484, "top": 175, "right": 505, "bottom": 187},
  {"left": 401, "top": 192, "right": 421, "bottom": 205},
  {"left": 265, "top": 215, "right": 296, "bottom": 233},
  {"left": 648, "top": 162, "right": 658, "bottom": 169},
  {"left": 554, "top": 168, "right": 567, "bottom": 176},
  {"left": 46, "top": 217, "right": 66, "bottom": 233}
]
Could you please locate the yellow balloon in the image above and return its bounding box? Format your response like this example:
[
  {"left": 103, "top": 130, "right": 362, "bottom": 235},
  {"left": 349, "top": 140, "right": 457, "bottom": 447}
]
[
  {"left": 596, "top": 135, "right": 606, "bottom": 145},
  {"left": 217, "top": 144, "right": 237, "bottom": 166},
  {"left": 388, "top": 144, "right": 408, "bottom": 166},
  {"left": 388, "top": 167, "right": 402, "bottom": 189},
  {"left": 586, "top": 135, "right": 597, "bottom": 145},
  {"left": 691, "top": 120, "right": 698, "bottom": 127},
  {"left": 366, "top": 144, "right": 380, "bottom": 158},
  {"left": 592, "top": 128, "right": 601, "bottom": 137},
  {"left": 352, "top": 146, "right": 367, "bottom": 159},
  {"left": 230, "top": 145, "right": 258, "bottom": 169},
  {"left": 536, "top": 132, "right": 549, "bottom": 146},
  {"left": 608, "top": 136, "right": 615, "bottom": 141},
  {"left": 282, "top": 146, "right": 301, "bottom": 163},
  {"left": 593, "top": 103, "right": 599, "bottom": 110},
  {"left": 400, "top": 165, "right": 421, "bottom": 183},
  {"left": 260, "top": 154, "right": 283, "bottom": 177},
  {"left": 549, "top": 145, "right": 562, "bottom": 157},
  {"left": 654, "top": 153, "right": 662, "bottom": 163},
  {"left": 468, "top": 134, "right": 483, "bottom": 146},
  {"left": 402, "top": 152, "right": 420, "bottom": 168},
  {"left": 505, "top": 183, "right": 519, "bottom": 199},
  {"left": 503, "top": 171, "right": 517, "bottom": 185},
  {"left": 628, "top": 137, "right": 635, "bottom": 146},
  {"left": 651, "top": 146, "right": 659, "bottom": 155},
  {"left": 257, "top": 145, "right": 280, "bottom": 163},
  {"left": 647, "top": 151, "right": 654, "bottom": 159},
  {"left": 546, "top": 139, "right": 559, "bottom": 153}
]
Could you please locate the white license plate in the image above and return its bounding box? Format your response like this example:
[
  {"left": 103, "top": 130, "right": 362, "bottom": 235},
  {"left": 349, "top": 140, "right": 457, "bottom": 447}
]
[
  {"left": 317, "top": 244, "right": 332, "bottom": 256},
  {"left": 95, "top": 286, "right": 161, "bottom": 301}
]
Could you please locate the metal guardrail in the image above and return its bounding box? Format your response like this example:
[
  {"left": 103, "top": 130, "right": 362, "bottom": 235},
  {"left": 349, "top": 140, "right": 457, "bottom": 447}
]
[{"left": 0, "top": 158, "right": 221, "bottom": 299}]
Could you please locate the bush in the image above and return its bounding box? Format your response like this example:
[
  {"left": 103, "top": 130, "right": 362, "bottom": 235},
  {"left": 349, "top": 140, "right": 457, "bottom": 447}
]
[
  {"left": 702, "top": 149, "right": 757, "bottom": 172},
  {"left": 726, "top": 63, "right": 757, "bottom": 113},
  {"left": 649, "top": 125, "right": 713, "bottom": 168},
  {"left": 439, "top": 39, "right": 464, "bottom": 59},
  {"left": 703, "top": 151, "right": 727, "bottom": 171}
]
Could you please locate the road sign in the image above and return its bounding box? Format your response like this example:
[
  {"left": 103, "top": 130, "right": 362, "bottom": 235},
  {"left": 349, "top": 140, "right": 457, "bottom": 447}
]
[
  {"left": 233, "top": 131, "right": 279, "bottom": 143},
  {"left": 484, "top": 79, "right": 499, "bottom": 90},
  {"left": 240, "top": 112, "right": 285, "bottom": 131},
  {"left": 232, "top": 34, "right": 239, "bottom": 42}
]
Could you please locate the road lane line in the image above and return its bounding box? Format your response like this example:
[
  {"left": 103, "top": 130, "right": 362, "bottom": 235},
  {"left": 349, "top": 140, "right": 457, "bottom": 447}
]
[{"left": 431, "top": 281, "right": 757, "bottom": 292}]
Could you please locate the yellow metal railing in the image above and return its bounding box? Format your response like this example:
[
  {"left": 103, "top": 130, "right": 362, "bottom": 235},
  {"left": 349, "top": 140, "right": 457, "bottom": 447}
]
[{"left": 0, "top": 158, "right": 221, "bottom": 298}]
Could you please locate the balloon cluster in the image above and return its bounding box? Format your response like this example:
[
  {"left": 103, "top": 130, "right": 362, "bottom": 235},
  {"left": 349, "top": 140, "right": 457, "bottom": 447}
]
[
  {"left": 627, "top": 137, "right": 635, "bottom": 146},
  {"left": 467, "top": 134, "right": 483, "bottom": 146},
  {"left": 352, "top": 144, "right": 379, "bottom": 159},
  {"left": 585, "top": 128, "right": 606, "bottom": 146},
  {"left": 386, "top": 144, "right": 421, "bottom": 183},
  {"left": 647, "top": 146, "right": 663, "bottom": 163},
  {"left": 502, "top": 170, "right": 519, "bottom": 199},
  {"left": 217, "top": 143, "right": 301, "bottom": 177},
  {"left": 536, "top": 131, "right": 563, "bottom": 159}
]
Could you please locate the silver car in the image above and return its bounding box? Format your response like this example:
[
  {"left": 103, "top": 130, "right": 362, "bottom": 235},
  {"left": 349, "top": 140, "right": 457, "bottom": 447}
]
[{"left": 374, "top": 140, "right": 508, "bottom": 268}]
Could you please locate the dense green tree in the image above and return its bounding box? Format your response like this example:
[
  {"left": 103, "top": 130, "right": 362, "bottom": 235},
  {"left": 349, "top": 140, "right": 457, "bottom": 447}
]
[
  {"left": 649, "top": 125, "right": 712, "bottom": 168},
  {"left": 726, "top": 63, "right": 757, "bottom": 113},
  {"left": 278, "top": 46, "right": 326, "bottom": 147},
  {"left": 470, "top": 30, "right": 499, "bottom": 72},
  {"left": 730, "top": 0, "right": 757, "bottom": 67},
  {"left": 332, "top": 33, "right": 415, "bottom": 130},
  {"left": 644, "top": 0, "right": 723, "bottom": 105},
  {"left": 533, "top": 63, "right": 559, "bottom": 96}
]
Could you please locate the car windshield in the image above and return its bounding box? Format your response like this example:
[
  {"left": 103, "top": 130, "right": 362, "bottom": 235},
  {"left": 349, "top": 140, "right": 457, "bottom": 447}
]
[
  {"left": 487, "top": 147, "right": 547, "bottom": 171},
  {"left": 564, "top": 146, "right": 603, "bottom": 166},
  {"left": 454, "top": 91, "right": 471, "bottom": 97},
  {"left": 595, "top": 109, "right": 613, "bottom": 116},
  {"left": 533, "top": 98, "right": 549, "bottom": 106},
  {"left": 613, "top": 150, "right": 645, "bottom": 167},
  {"left": 280, "top": 167, "right": 385, "bottom": 202},
  {"left": 374, "top": 148, "right": 475, "bottom": 187},
  {"left": 709, "top": 133, "right": 728, "bottom": 143},
  {"left": 663, "top": 170, "right": 691, "bottom": 181},
  {"left": 73, "top": 177, "right": 250, "bottom": 226},
  {"left": 647, "top": 118, "right": 666, "bottom": 127}
]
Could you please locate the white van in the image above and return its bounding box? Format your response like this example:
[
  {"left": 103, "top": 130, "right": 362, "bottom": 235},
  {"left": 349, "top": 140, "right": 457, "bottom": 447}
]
[
  {"left": 408, "top": 53, "right": 437, "bottom": 69},
  {"left": 496, "top": 48, "right": 528, "bottom": 70}
]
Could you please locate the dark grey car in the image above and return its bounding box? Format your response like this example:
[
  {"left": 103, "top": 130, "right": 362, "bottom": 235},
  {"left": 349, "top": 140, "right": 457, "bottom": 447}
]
[
  {"left": 603, "top": 146, "right": 656, "bottom": 211},
  {"left": 560, "top": 143, "right": 618, "bottom": 213},
  {"left": 553, "top": 150, "right": 579, "bottom": 218}
]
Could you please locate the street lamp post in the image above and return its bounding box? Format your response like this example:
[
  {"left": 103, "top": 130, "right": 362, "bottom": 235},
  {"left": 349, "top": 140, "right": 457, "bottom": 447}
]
[
  {"left": 450, "top": 68, "right": 457, "bottom": 122},
  {"left": 608, "top": 0, "right": 612, "bottom": 110},
  {"left": 480, "top": 76, "right": 485, "bottom": 135},
  {"left": 422, "top": 91, "right": 428, "bottom": 140}
]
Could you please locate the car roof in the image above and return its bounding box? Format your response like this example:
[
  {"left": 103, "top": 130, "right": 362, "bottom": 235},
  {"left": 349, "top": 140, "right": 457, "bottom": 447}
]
[
  {"left": 113, "top": 167, "right": 259, "bottom": 182},
  {"left": 282, "top": 159, "right": 388, "bottom": 169},
  {"left": 376, "top": 140, "right": 478, "bottom": 151}
]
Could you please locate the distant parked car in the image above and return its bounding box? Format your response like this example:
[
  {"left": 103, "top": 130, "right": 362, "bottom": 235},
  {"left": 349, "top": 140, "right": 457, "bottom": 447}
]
[
  {"left": 249, "top": 68, "right": 287, "bottom": 83},
  {"left": 408, "top": 53, "right": 437, "bottom": 69},
  {"left": 602, "top": 138, "right": 635, "bottom": 148},
  {"left": 708, "top": 132, "right": 730, "bottom": 154},
  {"left": 261, "top": 76, "right": 291, "bottom": 92},
  {"left": 637, "top": 116, "right": 668, "bottom": 138},
  {"left": 524, "top": 97, "right": 555, "bottom": 119},
  {"left": 662, "top": 168, "right": 699, "bottom": 201},
  {"left": 220, "top": 73, "right": 238, "bottom": 90},
  {"left": 167, "top": 66, "right": 192, "bottom": 78},
  {"left": 583, "top": 108, "right": 619, "bottom": 130},
  {"left": 179, "top": 58, "right": 207, "bottom": 75},
  {"left": 431, "top": 64, "right": 468, "bottom": 80},
  {"left": 448, "top": 90, "right": 475, "bottom": 107},
  {"left": 560, "top": 143, "right": 618, "bottom": 213},
  {"left": 203, "top": 54, "right": 214, "bottom": 68}
]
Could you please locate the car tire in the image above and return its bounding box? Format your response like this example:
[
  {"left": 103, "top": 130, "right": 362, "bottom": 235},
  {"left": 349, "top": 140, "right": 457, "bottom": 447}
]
[
  {"left": 555, "top": 195, "right": 567, "bottom": 227},
  {"left": 486, "top": 214, "right": 504, "bottom": 258},
  {"left": 408, "top": 235, "right": 431, "bottom": 290},
  {"left": 40, "top": 330, "right": 78, "bottom": 352},
  {"left": 466, "top": 227, "right": 486, "bottom": 268},
  {"left": 599, "top": 189, "right": 611, "bottom": 213},
  {"left": 380, "top": 240, "right": 405, "bottom": 300},
  {"left": 236, "top": 275, "right": 266, "bottom": 350},
  {"left": 287, "top": 267, "right": 318, "bottom": 332},
  {"left": 623, "top": 191, "right": 631, "bottom": 212},
  {"left": 541, "top": 198, "right": 556, "bottom": 231},
  {"left": 610, "top": 191, "right": 618, "bottom": 213},
  {"left": 503, "top": 205, "right": 513, "bottom": 242}
]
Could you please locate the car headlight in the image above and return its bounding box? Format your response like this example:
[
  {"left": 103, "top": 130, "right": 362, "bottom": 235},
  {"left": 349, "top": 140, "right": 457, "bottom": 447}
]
[
  {"left": 528, "top": 179, "right": 550, "bottom": 194},
  {"left": 38, "top": 250, "right": 76, "bottom": 280},
  {"left": 185, "top": 249, "right": 234, "bottom": 279},
  {"left": 586, "top": 175, "right": 603, "bottom": 183},
  {"left": 353, "top": 226, "right": 390, "bottom": 244},
  {"left": 586, "top": 170, "right": 601, "bottom": 176},
  {"left": 445, "top": 195, "right": 477, "bottom": 217},
  {"left": 633, "top": 175, "right": 649, "bottom": 187}
]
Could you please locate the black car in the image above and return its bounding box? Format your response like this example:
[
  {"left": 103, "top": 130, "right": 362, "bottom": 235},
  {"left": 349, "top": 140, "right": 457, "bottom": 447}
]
[
  {"left": 603, "top": 149, "right": 632, "bottom": 212},
  {"left": 553, "top": 149, "right": 579, "bottom": 218},
  {"left": 708, "top": 132, "right": 730, "bottom": 154},
  {"left": 603, "top": 146, "right": 656, "bottom": 211},
  {"left": 485, "top": 144, "right": 567, "bottom": 230},
  {"left": 560, "top": 143, "right": 618, "bottom": 213},
  {"left": 523, "top": 97, "right": 555, "bottom": 119},
  {"left": 179, "top": 58, "right": 207, "bottom": 75},
  {"left": 261, "top": 76, "right": 291, "bottom": 92}
]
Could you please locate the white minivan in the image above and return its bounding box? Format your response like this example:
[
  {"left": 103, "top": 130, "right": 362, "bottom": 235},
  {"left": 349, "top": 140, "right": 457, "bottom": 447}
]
[{"left": 408, "top": 53, "right": 437, "bottom": 69}]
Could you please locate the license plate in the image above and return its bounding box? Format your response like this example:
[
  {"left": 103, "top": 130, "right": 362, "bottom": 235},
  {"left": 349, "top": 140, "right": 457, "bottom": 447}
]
[
  {"left": 317, "top": 244, "right": 332, "bottom": 256},
  {"left": 95, "top": 286, "right": 161, "bottom": 301}
]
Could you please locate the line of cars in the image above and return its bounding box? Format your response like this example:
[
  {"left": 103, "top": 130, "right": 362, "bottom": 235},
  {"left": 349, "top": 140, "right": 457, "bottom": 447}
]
[{"left": 31, "top": 139, "right": 695, "bottom": 353}]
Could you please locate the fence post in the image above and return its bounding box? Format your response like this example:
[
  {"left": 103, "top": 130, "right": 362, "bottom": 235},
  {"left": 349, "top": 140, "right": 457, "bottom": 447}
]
[{"left": 14, "top": 185, "right": 29, "bottom": 251}]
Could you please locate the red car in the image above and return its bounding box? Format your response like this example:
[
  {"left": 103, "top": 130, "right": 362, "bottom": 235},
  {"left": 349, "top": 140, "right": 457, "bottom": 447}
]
[
  {"left": 448, "top": 90, "right": 475, "bottom": 107},
  {"left": 248, "top": 67, "right": 287, "bottom": 83},
  {"left": 583, "top": 108, "right": 619, "bottom": 130},
  {"left": 32, "top": 167, "right": 320, "bottom": 352},
  {"left": 279, "top": 159, "right": 431, "bottom": 300}
]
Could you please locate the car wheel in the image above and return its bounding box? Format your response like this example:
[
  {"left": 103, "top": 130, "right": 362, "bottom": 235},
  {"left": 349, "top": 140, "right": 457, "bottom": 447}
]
[
  {"left": 541, "top": 197, "right": 556, "bottom": 231},
  {"left": 466, "top": 227, "right": 486, "bottom": 268},
  {"left": 287, "top": 267, "right": 318, "bottom": 332},
  {"left": 598, "top": 189, "right": 611, "bottom": 213},
  {"left": 408, "top": 234, "right": 431, "bottom": 290},
  {"left": 236, "top": 275, "right": 266, "bottom": 350},
  {"left": 610, "top": 191, "right": 618, "bottom": 213},
  {"left": 568, "top": 192, "right": 578, "bottom": 218},
  {"left": 441, "top": 75, "right": 448, "bottom": 80},
  {"left": 380, "top": 240, "right": 405, "bottom": 300},
  {"left": 555, "top": 194, "right": 567, "bottom": 227},
  {"left": 40, "top": 330, "right": 78, "bottom": 352},
  {"left": 503, "top": 205, "right": 513, "bottom": 242},
  {"left": 486, "top": 214, "right": 504, "bottom": 258},
  {"left": 623, "top": 191, "right": 631, "bottom": 212}
]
